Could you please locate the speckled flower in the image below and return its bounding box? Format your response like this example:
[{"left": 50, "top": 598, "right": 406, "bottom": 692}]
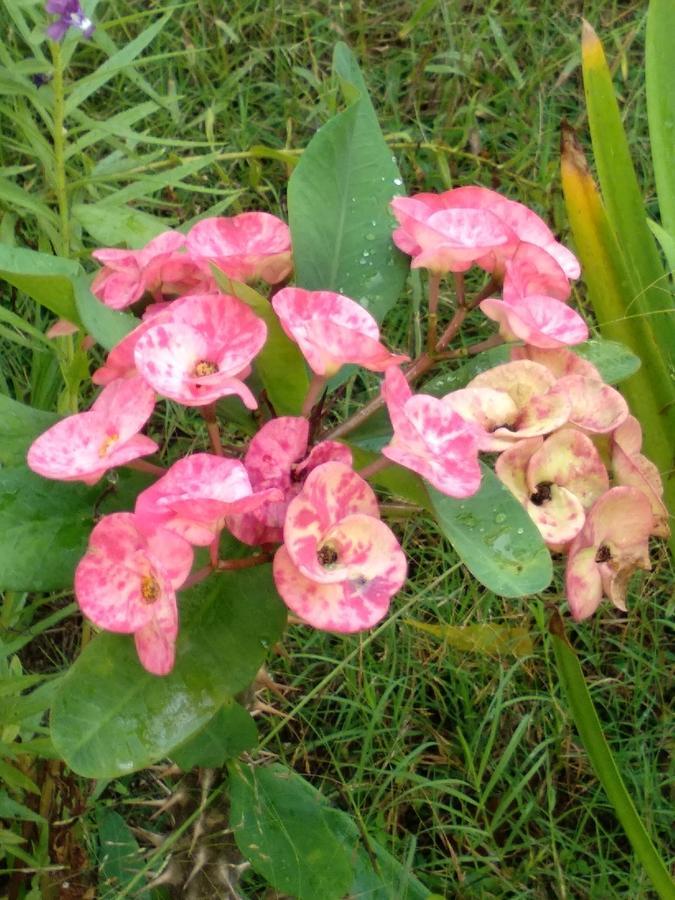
[
  {"left": 272, "top": 288, "right": 407, "bottom": 378},
  {"left": 226, "top": 417, "right": 352, "bottom": 546},
  {"left": 381, "top": 366, "right": 481, "bottom": 498},
  {"left": 611, "top": 416, "right": 670, "bottom": 538},
  {"left": 27, "top": 376, "right": 157, "bottom": 485},
  {"left": 273, "top": 462, "right": 407, "bottom": 632},
  {"left": 566, "top": 487, "right": 653, "bottom": 621},
  {"left": 74, "top": 512, "right": 194, "bottom": 675}
]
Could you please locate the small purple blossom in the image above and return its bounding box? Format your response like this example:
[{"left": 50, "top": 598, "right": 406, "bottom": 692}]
[{"left": 46, "top": 0, "right": 94, "bottom": 41}]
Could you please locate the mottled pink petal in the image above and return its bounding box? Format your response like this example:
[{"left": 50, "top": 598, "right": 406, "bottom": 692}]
[
  {"left": 502, "top": 242, "right": 571, "bottom": 302},
  {"left": 612, "top": 414, "right": 643, "bottom": 456},
  {"left": 551, "top": 376, "right": 628, "bottom": 433},
  {"left": 566, "top": 546, "right": 604, "bottom": 620},
  {"left": 480, "top": 295, "right": 588, "bottom": 349},
  {"left": 442, "top": 387, "right": 520, "bottom": 451},
  {"left": 46, "top": 318, "right": 79, "bottom": 338},
  {"left": 272, "top": 288, "right": 407, "bottom": 377},
  {"left": 529, "top": 428, "right": 608, "bottom": 510},
  {"left": 510, "top": 345, "right": 602, "bottom": 381},
  {"left": 612, "top": 445, "right": 670, "bottom": 539},
  {"left": 134, "top": 619, "right": 177, "bottom": 676},
  {"left": 186, "top": 212, "right": 292, "bottom": 284},
  {"left": 494, "top": 437, "right": 542, "bottom": 500}
]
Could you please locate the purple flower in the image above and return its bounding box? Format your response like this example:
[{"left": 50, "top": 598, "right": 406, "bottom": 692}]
[{"left": 46, "top": 0, "right": 94, "bottom": 41}]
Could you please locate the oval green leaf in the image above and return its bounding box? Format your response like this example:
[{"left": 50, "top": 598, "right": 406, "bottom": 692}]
[
  {"left": 0, "top": 243, "right": 81, "bottom": 324},
  {"left": 172, "top": 701, "right": 258, "bottom": 771},
  {"left": 427, "top": 464, "right": 552, "bottom": 597},
  {"left": 287, "top": 44, "right": 409, "bottom": 323},
  {"left": 73, "top": 275, "right": 138, "bottom": 351},
  {"left": 50, "top": 566, "right": 286, "bottom": 778},
  {"left": 0, "top": 395, "right": 58, "bottom": 466}
]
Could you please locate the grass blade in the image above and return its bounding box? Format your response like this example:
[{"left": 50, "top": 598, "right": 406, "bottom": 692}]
[
  {"left": 550, "top": 612, "right": 675, "bottom": 900},
  {"left": 646, "top": 0, "right": 675, "bottom": 239}
]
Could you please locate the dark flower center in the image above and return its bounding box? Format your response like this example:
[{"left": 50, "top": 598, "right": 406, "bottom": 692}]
[
  {"left": 529, "top": 481, "right": 553, "bottom": 506},
  {"left": 595, "top": 544, "right": 612, "bottom": 564},
  {"left": 317, "top": 544, "right": 339, "bottom": 567}
]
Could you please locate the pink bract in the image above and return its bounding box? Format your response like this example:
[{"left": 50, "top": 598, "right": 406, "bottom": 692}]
[
  {"left": 91, "top": 231, "right": 208, "bottom": 310},
  {"left": 74, "top": 512, "right": 194, "bottom": 675},
  {"left": 510, "top": 345, "right": 602, "bottom": 381},
  {"left": 612, "top": 416, "right": 670, "bottom": 538},
  {"left": 381, "top": 366, "right": 481, "bottom": 498},
  {"left": 27, "top": 376, "right": 158, "bottom": 485},
  {"left": 135, "top": 453, "right": 280, "bottom": 546},
  {"left": 274, "top": 462, "right": 407, "bottom": 632},
  {"left": 502, "top": 242, "right": 572, "bottom": 302},
  {"left": 443, "top": 360, "right": 570, "bottom": 451},
  {"left": 565, "top": 487, "right": 653, "bottom": 621},
  {"left": 226, "top": 417, "right": 352, "bottom": 546},
  {"left": 550, "top": 375, "right": 628, "bottom": 434},
  {"left": 186, "top": 212, "right": 292, "bottom": 284},
  {"left": 480, "top": 294, "right": 589, "bottom": 349},
  {"left": 133, "top": 292, "right": 266, "bottom": 407},
  {"left": 272, "top": 288, "right": 408, "bottom": 377},
  {"left": 495, "top": 428, "right": 609, "bottom": 547},
  {"left": 390, "top": 187, "right": 580, "bottom": 279}
]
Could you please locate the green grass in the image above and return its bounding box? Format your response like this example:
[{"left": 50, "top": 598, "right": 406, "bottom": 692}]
[{"left": 0, "top": 0, "right": 672, "bottom": 897}]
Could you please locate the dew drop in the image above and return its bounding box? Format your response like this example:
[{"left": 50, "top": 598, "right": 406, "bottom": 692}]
[{"left": 393, "top": 177, "right": 403, "bottom": 186}]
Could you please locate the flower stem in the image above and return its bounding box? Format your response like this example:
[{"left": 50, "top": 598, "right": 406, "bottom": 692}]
[
  {"left": 550, "top": 612, "right": 675, "bottom": 899},
  {"left": 426, "top": 272, "right": 441, "bottom": 353},
  {"left": 201, "top": 402, "right": 224, "bottom": 456},
  {"left": 301, "top": 373, "right": 327, "bottom": 419},
  {"left": 358, "top": 456, "right": 392, "bottom": 480},
  {"left": 50, "top": 41, "right": 70, "bottom": 258},
  {"left": 126, "top": 459, "right": 166, "bottom": 477},
  {"left": 217, "top": 553, "right": 273, "bottom": 570}
]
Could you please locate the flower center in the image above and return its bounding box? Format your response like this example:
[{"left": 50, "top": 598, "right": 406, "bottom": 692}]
[
  {"left": 140, "top": 574, "right": 161, "bottom": 604},
  {"left": 193, "top": 360, "right": 219, "bottom": 377},
  {"left": 529, "top": 481, "right": 553, "bottom": 506},
  {"left": 595, "top": 544, "right": 612, "bottom": 564},
  {"left": 98, "top": 433, "right": 119, "bottom": 458},
  {"left": 317, "top": 544, "right": 339, "bottom": 567}
]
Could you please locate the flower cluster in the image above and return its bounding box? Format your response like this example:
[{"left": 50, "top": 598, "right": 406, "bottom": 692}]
[{"left": 27, "top": 186, "right": 667, "bottom": 674}]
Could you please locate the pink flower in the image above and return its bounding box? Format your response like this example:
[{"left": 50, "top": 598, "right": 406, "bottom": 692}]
[
  {"left": 611, "top": 416, "right": 670, "bottom": 538},
  {"left": 91, "top": 232, "right": 207, "bottom": 310},
  {"left": 442, "top": 360, "right": 570, "bottom": 452},
  {"left": 226, "top": 417, "right": 352, "bottom": 546},
  {"left": 186, "top": 212, "right": 292, "bottom": 284},
  {"left": 74, "top": 512, "right": 194, "bottom": 675},
  {"left": 272, "top": 288, "right": 408, "bottom": 378},
  {"left": 273, "top": 462, "right": 407, "bottom": 632},
  {"left": 135, "top": 453, "right": 281, "bottom": 546},
  {"left": 381, "top": 366, "right": 481, "bottom": 498},
  {"left": 495, "top": 429, "right": 609, "bottom": 548},
  {"left": 133, "top": 293, "right": 267, "bottom": 408},
  {"left": 479, "top": 292, "right": 589, "bottom": 349},
  {"left": 510, "top": 345, "right": 602, "bottom": 381},
  {"left": 92, "top": 302, "right": 172, "bottom": 386},
  {"left": 550, "top": 375, "right": 628, "bottom": 434},
  {"left": 391, "top": 187, "right": 579, "bottom": 279},
  {"left": 566, "top": 487, "right": 653, "bottom": 620},
  {"left": 501, "top": 242, "right": 572, "bottom": 302},
  {"left": 27, "top": 376, "right": 157, "bottom": 485}
]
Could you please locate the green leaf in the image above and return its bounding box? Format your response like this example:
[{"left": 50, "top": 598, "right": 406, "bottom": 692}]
[
  {"left": 574, "top": 338, "right": 641, "bottom": 384},
  {"left": 406, "top": 619, "right": 533, "bottom": 657},
  {"left": 211, "top": 272, "right": 309, "bottom": 415},
  {"left": 287, "top": 43, "right": 409, "bottom": 324},
  {"left": 0, "top": 243, "right": 81, "bottom": 323},
  {"left": 96, "top": 808, "right": 149, "bottom": 897},
  {"left": 550, "top": 612, "right": 675, "bottom": 900},
  {"left": 73, "top": 275, "right": 138, "bottom": 351},
  {"left": 582, "top": 20, "right": 675, "bottom": 368},
  {"left": 0, "top": 467, "right": 152, "bottom": 592},
  {"left": 229, "top": 762, "right": 355, "bottom": 900},
  {"left": 646, "top": 0, "right": 675, "bottom": 242},
  {"left": 50, "top": 567, "right": 286, "bottom": 778},
  {"left": 172, "top": 701, "right": 258, "bottom": 770},
  {"left": 73, "top": 203, "right": 172, "bottom": 249},
  {"left": 0, "top": 395, "right": 58, "bottom": 465},
  {"left": 428, "top": 464, "right": 552, "bottom": 598}
]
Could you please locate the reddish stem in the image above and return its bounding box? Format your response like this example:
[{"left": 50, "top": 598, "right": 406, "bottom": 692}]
[
  {"left": 301, "top": 373, "right": 327, "bottom": 419},
  {"left": 201, "top": 402, "right": 224, "bottom": 456},
  {"left": 217, "top": 553, "right": 273, "bottom": 570},
  {"left": 126, "top": 459, "right": 166, "bottom": 477},
  {"left": 358, "top": 456, "right": 393, "bottom": 480},
  {"left": 426, "top": 272, "right": 441, "bottom": 353}
]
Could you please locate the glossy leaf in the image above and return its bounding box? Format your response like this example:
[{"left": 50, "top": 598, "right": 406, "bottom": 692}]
[
  {"left": 582, "top": 20, "right": 674, "bottom": 367},
  {"left": 73, "top": 203, "right": 171, "bottom": 249},
  {"left": 573, "top": 338, "right": 641, "bottom": 384},
  {"left": 211, "top": 271, "right": 309, "bottom": 415},
  {"left": 428, "top": 464, "right": 553, "bottom": 597},
  {"left": 561, "top": 125, "right": 675, "bottom": 552},
  {"left": 0, "top": 395, "right": 58, "bottom": 465},
  {"left": 646, "top": 0, "right": 675, "bottom": 248},
  {"left": 229, "top": 761, "right": 356, "bottom": 900},
  {"left": 0, "top": 243, "right": 81, "bottom": 323},
  {"left": 0, "top": 467, "right": 152, "bottom": 591},
  {"left": 51, "top": 567, "right": 286, "bottom": 778},
  {"left": 287, "top": 43, "right": 409, "bottom": 324},
  {"left": 551, "top": 612, "right": 674, "bottom": 899},
  {"left": 172, "top": 702, "right": 258, "bottom": 770},
  {"left": 73, "top": 275, "right": 138, "bottom": 351},
  {"left": 406, "top": 619, "right": 533, "bottom": 657}
]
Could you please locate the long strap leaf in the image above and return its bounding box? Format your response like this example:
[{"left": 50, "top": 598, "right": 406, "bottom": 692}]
[{"left": 550, "top": 612, "right": 675, "bottom": 900}]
